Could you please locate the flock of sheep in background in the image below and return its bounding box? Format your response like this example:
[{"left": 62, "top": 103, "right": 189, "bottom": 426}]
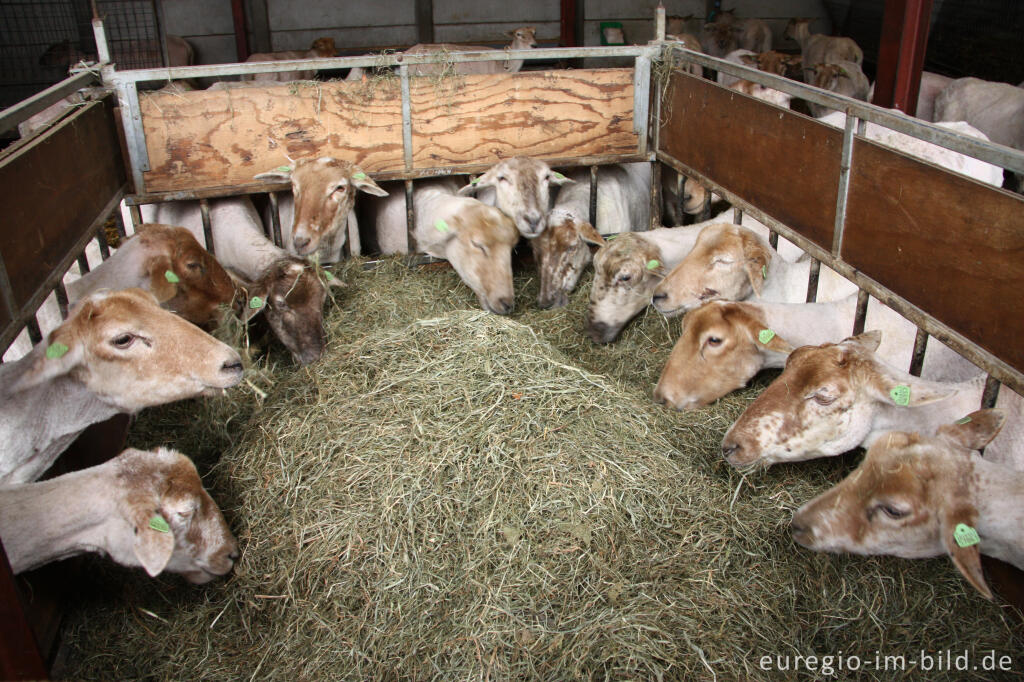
[{"left": 2, "top": 8, "right": 1023, "bottom": 615}]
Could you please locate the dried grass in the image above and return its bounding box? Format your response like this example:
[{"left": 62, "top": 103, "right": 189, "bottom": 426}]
[{"left": 55, "top": 257, "right": 1021, "bottom": 680}]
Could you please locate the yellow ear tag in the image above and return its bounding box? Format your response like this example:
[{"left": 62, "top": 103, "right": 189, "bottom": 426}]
[
  {"left": 164, "top": 270, "right": 180, "bottom": 283},
  {"left": 435, "top": 219, "right": 450, "bottom": 234},
  {"left": 758, "top": 329, "right": 776, "bottom": 345},
  {"left": 953, "top": 523, "right": 980, "bottom": 548},
  {"left": 352, "top": 172, "right": 367, "bottom": 180},
  {"left": 955, "top": 415, "right": 972, "bottom": 425},
  {"left": 149, "top": 514, "right": 171, "bottom": 533},
  {"left": 46, "top": 342, "right": 69, "bottom": 359},
  {"left": 249, "top": 296, "right": 264, "bottom": 309},
  {"left": 761, "top": 264, "right": 768, "bottom": 279},
  {"left": 646, "top": 259, "right": 660, "bottom": 270},
  {"left": 889, "top": 384, "right": 911, "bottom": 406}
]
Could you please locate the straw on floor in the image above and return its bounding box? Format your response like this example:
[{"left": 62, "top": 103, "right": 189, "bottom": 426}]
[{"left": 55, "top": 258, "right": 1020, "bottom": 680}]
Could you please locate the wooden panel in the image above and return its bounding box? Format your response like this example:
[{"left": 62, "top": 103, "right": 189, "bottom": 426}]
[
  {"left": 139, "top": 69, "right": 638, "bottom": 193},
  {"left": 843, "top": 139, "right": 1024, "bottom": 373},
  {"left": 658, "top": 71, "right": 842, "bottom": 249},
  {"left": 0, "top": 100, "right": 125, "bottom": 311}
]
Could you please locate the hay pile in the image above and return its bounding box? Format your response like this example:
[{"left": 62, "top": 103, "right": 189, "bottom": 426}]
[{"left": 56, "top": 258, "right": 1020, "bottom": 680}]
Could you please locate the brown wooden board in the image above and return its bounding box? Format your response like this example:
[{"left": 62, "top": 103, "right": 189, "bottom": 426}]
[
  {"left": 658, "top": 71, "right": 842, "bottom": 249},
  {"left": 842, "top": 139, "right": 1024, "bottom": 374},
  {"left": 0, "top": 100, "right": 126, "bottom": 313},
  {"left": 138, "top": 69, "right": 639, "bottom": 194}
]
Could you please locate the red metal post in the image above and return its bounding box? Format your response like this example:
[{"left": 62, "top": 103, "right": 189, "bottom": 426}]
[
  {"left": 561, "top": 0, "right": 577, "bottom": 47},
  {"left": 231, "top": 0, "right": 250, "bottom": 62},
  {"left": 0, "top": 539, "right": 48, "bottom": 680},
  {"left": 872, "top": 0, "right": 934, "bottom": 116}
]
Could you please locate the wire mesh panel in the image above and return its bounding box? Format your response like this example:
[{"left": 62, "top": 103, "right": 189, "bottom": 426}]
[{"left": 0, "top": 0, "right": 161, "bottom": 110}]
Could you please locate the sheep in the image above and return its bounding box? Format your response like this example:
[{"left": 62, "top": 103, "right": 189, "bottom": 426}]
[
  {"left": 143, "top": 197, "right": 332, "bottom": 366},
  {"left": 805, "top": 60, "right": 870, "bottom": 116},
  {"left": 0, "top": 447, "right": 238, "bottom": 583},
  {"left": 933, "top": 77, "right": 1024, "bottom": 191},
  {"left": 659, "top": 172, "right": 709, "bottom": 227},
  {"left": 817, "top": 111, "right": 1004, "bottom": 187},
  {"left": 913, "top": 71, "right": 955, "bottom": 121},
  {"left": 651, "top": 222, "right": 858, "bottom": 317},
  {"left": 0, "top": 288, "right": 243, "bottom": 485},
  {"left": 716, "top": 49, "right": 757, "bottom": 88},
  {"left": 790, "top": 409, "right": 1022, "bottom": 600},
  {"left": 719, "top": 331, "right": 1023, "bottom": 470},
  {"left": 532, "top": 163, "right": 651, "bottom": 309},
  {"left": 364, "top": 178, "right": 521, "bottom": 314},
  {"left": 457, "top": 157, "right": 575, "bottom": 239},
  {"left": 728, "top": 79, "right": 793, "bottom": 108},
  {"left": 738, "top": 50, "right": 803, "bottom": 80},
  {"left": 734, "top": 18, "right": 773, "bottom": 53},
  {"left": 700, "top": 20, "right": 740, "bottom": 59},
  {"left": 783, "top": 18, "right": 863, "bottom": 83},
  {"left": 664, "top": 33, "right": 704, "bottom": 78},
  {"left": 653, "top": 295, "right": 978, "bottom": 411},
  {"left": 241, "top": 37, "right": 336, "bottom": 82},
  {"left": 64, "top": 223, "right": 236, "bottom": 329},
  {"left": 253, "top": 157, "right": 388, "bottom": 258},
  {"left": 405, "top": 27, "right": 537, "bottom": 75}
]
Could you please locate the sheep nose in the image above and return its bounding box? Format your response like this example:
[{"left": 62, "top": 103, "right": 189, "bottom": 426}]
[
  {"left": 652, "top": 292, "right": 667, "bottom": 304},
  {"left": 228, "top": 548, "right": 240, "bottom": 561},
  {"left": 652, "top": 387, "right": 667, "bottom": 405},
  {"left": 495, "top": 298, "right": 514, "bottom": 315},
  {"left": 525, "top": 214, "right": 543, "bottom": 233},
  {"left": 721, "top": 441, "right": 740, "bottom": 461},
  {"left": 221, "top": 358, "right": 243, "bottom": 375},
  {"left": 292, "top": 235, "right": 311, "bottom": 252}
]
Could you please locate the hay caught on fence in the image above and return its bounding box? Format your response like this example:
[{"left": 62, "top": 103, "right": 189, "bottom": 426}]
[{"left": 56, "top": 258, "right": 1021, "bottom": 680}]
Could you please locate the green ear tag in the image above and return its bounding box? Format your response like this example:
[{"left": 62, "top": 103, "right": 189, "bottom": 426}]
[
  {"left": 470, "top": 176, "right": 480, "bottom": 185},
  {"left": 249, "top": 296, "right": 264, "bottom": 309},
  {"left": 758, "top": 329, "right": 776, "bottom": 345},
  {"left": 955, "top": 415, "right": 972, "bottom": 425},
  {"left": 324, "top": 270, "right": 335, "bottom": 281},
  {"left": 553, "top": 171, "right": 566, "bottom": 180},
  {"left": 646, "top": 259, "right": 660, "bottom": 270},
  {"left": 149, "top": 515, "right": 171, "bottom": 533},
  {"left": 435, "top": 218, "right": 450, "bottom": 234},
  {"left": 275, "top": 165, "right": 292, "bottom": 172},
  {"left": 890, "top": 384, "right": 911, "bottom": 406},
  {"left": 164, "top": 270, "right": 180, "bottom": 283},
  {"left": 352, "top": 172, "right": 367, "bottom": 180},
  {"left": 46, "top": 342, "right": 69, "bottom": 359},
  {"left": 953, "top": 523, "right": 980, "bottom": 548},
  {"left": 761, "top": 264, "right": 768, "bottom": 279}
]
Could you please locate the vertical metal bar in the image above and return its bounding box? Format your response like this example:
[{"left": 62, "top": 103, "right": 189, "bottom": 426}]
[
  {"left": 404, "top": 180, "right": 415, "bottom": 254},
  {"left": 114, "top": 80, "right": 150, "bottom": 192},
  {"left": 128, "top": 204, "right": 143, "bottom": 232},
  {"left": 55, "top": 282, "right": 70, "bottom": 319},
  {"left": 268, "top": 192, "right": 283, "bottom": 247},
  {"left": 698, "top": 190, "right": 711, "bottom": 222},
  {"left": 92, "top": 17, "right": 111, "bottom": 63},
  {"left": 852, "top": 289, "right": 870, "bottom": 335},
  {"left": 415, "top": 0, "right": 435, "bottom": 44},
  {"left": 981, "top": 375, "right": 1001, "bottom": 409},
  {"left": 230, "top": 0, "right": 251, "bottom": 62},
  {"left": 769, "top": 231, "right": 779, "bottom": 250},
  {"left": 400, "top": 63, "right": 413, "bottom": 172},
  {"left": 649, "top": 160, "right": 661, "bottom": 231},
  {"left": 805, "top": 259, "right": 820, "bottom": 303},
  {"left": 25, "top": 317, "right": 42, "bottom": 345},
  {"left": 0, "top": 250, "right": 19, "bottom": 332},
  {"left": 733, "top": 208, "right": 743, "bottom": 225},
  {"left": 154, "top": 0, "right": 171, "bottom": 68},
  {"left": 77, "top": 253, "right": 91, "bottom": 274},
  {"left": 831, "top": 112, "right": 857, "bottom": 258},
  {"left": 675, "top": 171, "right": 684, "bottom": 226},
  {"left": 114, "top": 206, "right": 128, "bottom": 238},
  {"left": 96, "top": 225, "right": 111, "bottom": 260},
  {"left": 655, "top": 5, "right": 666, "bottom": 41},
  {"left": 908, "top": 327, "right": 929, "bottom": 377},
  {"left": 199, "top": 198, "right": 215, "bottom": 255},
  {"left": 634, "top": 55, "right": 651, "bottom": 156},
  {"left": 588, "top": 165, "right": 598, "bottom": 227}
]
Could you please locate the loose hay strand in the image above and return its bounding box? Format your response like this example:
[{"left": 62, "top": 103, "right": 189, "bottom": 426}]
[{"left": 56, "top": 257, "right": 1021, "bottom": 681}]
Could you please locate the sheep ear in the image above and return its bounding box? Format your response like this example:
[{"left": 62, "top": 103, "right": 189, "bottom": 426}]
[
  {"left": 937, "top": 409, "right": 1007, "bottom": 452},
  {"left": 147, "top": 254, "right": 179, "bottom": 303},
  {"left": 843, "top": 329, "right": 882, "bottom": 353},
  {"left": 739, "top": 54, "right": 758, "bottom": 65},
  {"left": 11, "top": 322, "right": 87, "bottom": 392},
  {"left": 550, "top": 170, "right": 574, "bottom": 186},
  {"left": 459, "top": 167, "right": 498, "bottom": 194},
  {"left": 870, "top": 367, "right": 957, "bottom": 408},
  {"left": 739, "top": 230, "right": 772, "bottom": 296},
  {"left": 254, "top": 165, "right": 292, "bottom": 182},
  {"left": 576, "top": 221, "right": 604, "bottom": 247},
  {"left": 352, "top": 170, "right": 389, "bottom": 197},
  {"left": 132, "top": 510, "right": 176, "bottom": 577},
  {"left": 941, "top": 505, "right": 992, "bottom": 600}
]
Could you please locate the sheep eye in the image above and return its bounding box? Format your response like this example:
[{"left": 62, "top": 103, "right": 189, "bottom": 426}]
[
  {"left": 471, "top": 241, "right": 487, "bottom": 254},
  {"left": 186, "top": 261, "right": 202, "bottom": 272},
  {"left": 112, "top": 333, "right": 135, "bottom": 349},
  {"left": 497, "top": 175, "right": 509, "bottom": 184},
  {"left": 706, "top": 336, "right": 722, "bottom": 347},
  {"left": 880, "top": 505, "right": 908, "bottom": 520},
  {"left": 811, "top": 391, "right": 836, "bottom": 406},
  {"left": 617, "top": 273, "right": 632, "bottom": 283}
]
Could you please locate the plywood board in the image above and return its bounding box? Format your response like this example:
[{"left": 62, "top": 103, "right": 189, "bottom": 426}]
[
  {"left": 658, "top": 70, "right": 841, "bottom": 249},
  {"left": 139, "top": 69, "right": 638, "bottom": 193},
  {"left": 843, "top": 139, "right": 1024, "bottom": 374},
  {"left": 0, "top": 100, "right": 125, "bottom": 317}
]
